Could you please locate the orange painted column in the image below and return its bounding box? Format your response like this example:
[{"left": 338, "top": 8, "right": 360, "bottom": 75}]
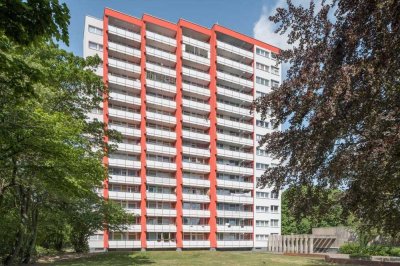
[
  {"left": 139, "top": 22, "right": 148, "bottom": 250},
  {"left": 208, "top": 30, "right": 218, "bottom": 249},
  {"left": 102, "top": 13, "right": 110, "bottom": 250},
  {"left": 175, "top": 26, "right": 183, "bottom": 250}
]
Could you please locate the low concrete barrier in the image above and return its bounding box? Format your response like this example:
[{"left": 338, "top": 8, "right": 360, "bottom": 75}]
[{"left": 325, "top": 254, "right": 400, "bottom": 265}]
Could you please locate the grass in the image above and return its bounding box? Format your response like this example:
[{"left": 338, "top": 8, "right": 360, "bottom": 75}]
[{"left": 40, "top": 251, "right": 336, "bottom": 266}]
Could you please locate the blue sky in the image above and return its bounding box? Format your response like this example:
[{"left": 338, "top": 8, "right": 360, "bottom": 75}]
[{"left": 60, "top": 0, "right": 287, "bottom": 57}]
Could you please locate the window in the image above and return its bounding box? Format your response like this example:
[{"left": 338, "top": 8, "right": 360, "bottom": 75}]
[
  {"left": 256, "top": 134, "right": 263, "bottom": 141},
  {"left": 256, "top": 62, "right": 269, "bottom": 72},
  {"left": 147, "top": 71, "right": 176, "bottom": 85},
  {"left": 256, "top": 148, "right": 268, "bottom": 157},
  {"left": 271, "top": 219, "right": 279, "bottom": 227},
  {"left": 256, "top": 163, "right": 269, "bottom": 170},
  {"left": 256, "top": 76, "right": 269, "bottom": 86},
  {"left": 256, "top": 120, "right": 269, "bottom": 129},
  {"left": 256, "top": 91, "right": 267, "bottom": 98},
  {"left": 89, "top": 41, "right": 103, "bottom": 51},
  {"left": 256, "top": 234, "right": 269, "bottom": 241},
  {"left": 256, "top": 220, "right": 269, "bottom": 227},
  {"left": 271, "top": 67, "right": 279, "bottom": 75},
  {"left": 185, "top": 44, "right": 208, "bottom": 58},
  {"left": 271, "top": 80, "right": 280, "bottom": 88},
  {"left": 256, "top": 48, "right": 270, "bottom": 58},
  {"left": 88, "top": 25, "right": 103, "bottom": 35},
  {"left": 256, "top": 192, "right": 269, "bottom": 198},
  {"left": 271, "top": 192, "right": 279, "bottom": 199},
  {"left": 271, "top": 205, "right": 279, "bottom": 213},
  {"left": 256, "top": 206, "right": 269, "bottom": 213},
  {"left": 271, "top": 53, "right": 278, "bottom": 60}
]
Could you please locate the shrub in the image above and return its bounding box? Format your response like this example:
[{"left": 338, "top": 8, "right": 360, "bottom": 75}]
[{"left": 339, "top": 243, "right": 400, "bottom": 257}]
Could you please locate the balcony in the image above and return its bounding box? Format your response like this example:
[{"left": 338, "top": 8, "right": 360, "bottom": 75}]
[
  {"left": 146, "top": 224, "right": 176, "bottom": 232},
  {"left": 108, "top": 191, "right": 141, "bottom": 201},
  {"left": 146, "top": 31, "right": 176, "bottom": 48},
  {"left": 108, "top": 58, "right": 141, "bottom": 76},
  {"left": 108, "top": 158, "right": 141, "bottom": 169},
  {"left": 182, "top": 130, "right": 210, "bottom": 143},
  {"left": 108, "top": 25, "right": 141, "bottom": 42},
  {"left": 183, "top": 240, "right": 210, "bottom": 248},
  {"left": 108, "top": 240, "right": 141, "bottom": 249},
  {"left": 217, "top": 240, "right": 253, "bottom": 248},
  {"left": 124, "top": 208, "right": 141, "bottom": 215},
  {"left": 217, "top": 40, "right": 253, "bottom": 59},
  {"left": 217, "top": 71, "right": 252, "bottom": 88},
  {"left": 182, "top": 146, "right": 210, "bottom": 157},
  {"left": 217, "top": 164, "right": 253, "bottom": 175},
  {"left": 146, "top": 176, "right": 176, "bottom": 187},
  {"left": 217, "top": 56, "right": 253, "bottom": 74},
  {"left": 146, "top": 208, "right": 176, "bottom": 217},
  {"left": 146, "top": 144, "right": 176, "bottom": 156},
  {"left": 146, "top": 46, "right": 176, "bottom": 63},
  {"left": 108, "top": 124, "right": 141, "bottom": 138},
  {"left": 109, "top": 175, "right": 141, "bottom": 185},
  {"left": 217, "top": 117, "right": 253, "bottom": 132},
  {"left": 146, "top": 160, "right": 176, "bottom": 171},
  {"left": 182, "top": 83, "right": 210, "bottom": 97},
  {"left": 217, "top": 210, "right": 253, "bottom": 219},
  {"left": 217, "top": 133, "right": 253, "bottom": 147},
  {"left": 146, "top": 192, "right": 176, "bottom": 202},
  {"left": 108, "top": 108, "right": 141, "bottom": 122},
  {"left": 109, "top": 91, "right": 141, "bottom": 106},
  {"left": 182, "top": 162, "right": 210, "bottom": 173},
  {"left": 89, "top": 240, "right": 103, "bottom": 249},
  {"left": 182, "top": 177, "right": 210, "bottom": 188},
  {"left": 108, "top": 74, "right": 141, "bottom": 91},
  {"left": 217, "top": 102, "right": 252, "bottom": 117},
  {"left": 182, "top": 115, "right": 209, "bottom": 128},
  {"left": 146, "top": 111, "right": 176, "bottom": 125},
  {"left": 182, "top": 50, "right": 210, "bottom": 66},
  {"left": 146, "top": 79, "right": 176, "bottom": 94},
  {"left": 182, "top": 225, "right": 210, "bottom": 233},
  {"left": 217, "top": 194, "right": 253, "bottom": 204},
  {"left": 217, "top": 86, "right": 253, "bottom": 103},
  {"left": 146, "top": 62, "right": 176, "bottom": 78},
  {"left": 217, "top": 148, "right": 253, "bottom": 161},
  {"left": 216, "top": 179, "right": 253, "bottom": 190},
  {"left": 182, "top": 193, "right": 210, "bottom": 203},
  {"left": 182, "top": 209, "right": 210, "bottom": 217},
  {"left": 217, "top": 225, "right": 253, "bottom": 233},
  {"left": 108, "top": 41, "right": 141, "bottom": 58},
  {"left": 182, "top": 67, "right": 210, "bottom": 82},
  {"left": 146, "top": 127, "right": 176, "bottom": 140},
  {"left": 146, "top": 95, "right": 176, "bottom": 110},
  {"left": 182, "top": 36, "right": 209, "bottom": 50},
  {"left": 126, "top": 224, "right": 141, "bottom": 232},
  {"left": 182, "top": 99, "right": 210, "bottom": 113},
  {"left": 146, "top": 240, "right": 176, "bottom": 248}
]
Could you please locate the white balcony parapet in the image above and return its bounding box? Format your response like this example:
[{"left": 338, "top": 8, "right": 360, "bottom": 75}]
[
  {"left": 146, "top": 176, "right": 176, "bottom": 187},
  {"left": 217, "top": 56, "right": 253, "bottom": 74},
  {"left": 146, "top": 127, "right": 176, "bottom": 140},
  {"left": 183, "top": 240, "right": 210, "bottom": 247},
  {"left": 217, "top": 71, "right": 252, "bottom": 88},
  {"left": 146, "top": 208, "right": 176, "bottom": 217},
  {"left": 182, "top": 130, "right": 210, "bottom": 143},
  {"left": 217, "top": 148, "right": 253, "bottom": 161},
  {"left": 108, "top": 158, "right": 141, "bottom": 169},
  {"left": 146, "top": 160, "right": 176, "bottom": 171},
  {"left": 147, "top": 111, "right": 176, "bottom": 125},
  {"left": 217, "top": 194, "right": 253, "bottom": 204},
  {"left": 108, "top": 74, "right": 141, "bottom": 90},
  {"left": 217, "top": 117, "right": 253, "bottom": 132},
  {"left": 182, "top": 162, "right": 210, "bottom": 173},
  {"left": 182, "top": 193, "right": 210, "bottom": 203},
  {"left": 109, "top": 58, "right": 141, "bottom": 74},
  {"left": 125, "top": 208, "right": 141, "bottom": 215},
  {"left": 146, "top": 31, "right": 176, "bottom": 47},
  {"left": 146, "top": 192, "right": 177, "bottom": 201},
  {"left": 109, "top": 124, "right": 141, "bottom": 138},
  {"left": 108, "top": 25, "right": 141, "bottom": 42},
  {"left": 217, "top": 133, "right": 252, "bottom": 146},
  {"left": 182, "top": 146, "right": 210, "bottom": 157},
  {"left": 109, "top": 91, "right": 141, "bottom": 106},
  {"left": 146, "top": 62, "right": 176, "bottom": 78},
  {"left": 182, "top": 36, "right": 210, "bottom": 50},
  {"left": 108, "top": 42, "right": 141, "bottom": 58},
  {"left": 217, "top": 225, "right": 253, "bottom": 233},
  {"left": 146, "top": 224, "right": 176, "bottom": 232},
  {"left": 146, "top": 46, "right": 176, "bottom": 62},
  {"left": 182, "top": 83, "right": 210, "bottom": 97},
  {"left": 217, "top": 40, "right": 253, "bottom": 59},
  {"left": 182, "top": 209, "right": 210, "bottom": 217},
  {"left": 89, "top": 240, "right": 104, "bottom": 248},
  {"left": 146, "top": 144, "right": 176, "bottom": 156},
  {"left": 146, "top": 79, "right": 176, "bottom": 94},
  {"left": 217, "top": 102, "right": 252, "bottom": 117},
  {"left": 217, "top": 163, "right": 253, "bottom": 175},
  {"left": 146, "top": 95, "right": 176, "bottom": 109},
  {"left": 182, "top": 51, "right": 210, "bottom": 66},
  {"left": 216, "top": 179, "right": 253, "bottom": 190},
  {"left": 217, "top": 240, "right": 253, "bottom": 248},
  {"left": 111, "top": 142, "right": 141, "bottom": 154},
  {"left": 182, "top": 177, "right": 210, "bottom": 188},
  {"left": 108, "top": 108, "right": 141, "bottom": 121},
  {"left": 182, "top": 99, "right": 210, "bottom": 113},
  {"left": 217, "top": 86, "right": 253, "bottom": 103},
  {"left": 146, "top": 240, "right": 176, "bottom": 248},
  {"left": 108, "top": 191, "right": 141, "bottom": 200},
  {"left": 182, "top": 67, "right": 210, "bottom": 82},
  {"left": 109, "top": 175, "right": 141, "bottom": 185},
  {"left": 182, "top": 115, "right": 209, "bottom": 128},
  {"left": 108, "top": 240, "right": 141, "bottom": 249},
  {"left": 126, "top": 224, "right": 142, "bottom": 232},
  {"left": 182, "top": 225, "right": 210, "bottom": 232},
  {"left": 217, "top": 210, "right": 253, "bottom": 218}
]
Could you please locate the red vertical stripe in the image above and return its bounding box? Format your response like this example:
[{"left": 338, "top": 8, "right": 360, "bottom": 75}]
[
  {"left": 208, "top": 29, "right": 218, "bottom": 249},
  {"left": 175, "top": 26, "right": 183, "bottom": 249}
]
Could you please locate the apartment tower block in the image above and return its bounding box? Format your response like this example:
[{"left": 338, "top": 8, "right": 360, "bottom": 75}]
[{"left": 84, "top": 8, "right": 281, "bottom": 251}]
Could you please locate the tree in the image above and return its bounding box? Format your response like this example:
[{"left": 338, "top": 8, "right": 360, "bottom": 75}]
[{"left": 255, "top": 0, "right": 400, "bottom": 239}]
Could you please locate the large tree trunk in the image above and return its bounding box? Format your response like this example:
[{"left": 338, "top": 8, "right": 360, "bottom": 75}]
[{"left": 22, "top": 204, "right": 39, "bottom": 264}]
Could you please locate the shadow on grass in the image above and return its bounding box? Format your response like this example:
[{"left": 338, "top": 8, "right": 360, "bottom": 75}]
[{"left": 130, "top": 254, "right": 155, "bottom": 265}]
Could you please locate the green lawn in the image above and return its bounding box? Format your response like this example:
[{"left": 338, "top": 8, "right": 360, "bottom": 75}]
[{"left": 41, "top": 251, "right": 335, "bottom": 266}]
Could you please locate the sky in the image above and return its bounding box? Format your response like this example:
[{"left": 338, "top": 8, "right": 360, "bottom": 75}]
[{"left": 60, "top": 0, "right": 291, "bottom": 57}]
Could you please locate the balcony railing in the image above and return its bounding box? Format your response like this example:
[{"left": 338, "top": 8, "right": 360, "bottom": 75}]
[
  {"left": 182, "top": 162, "right": 210, "bottom": 173},
  {"left": 182, "top": 225, "right": 210, "bottom": 232},
  {"left": 146, "top": 31, "right": 176, "bottom": 47},
  {"left": 183, "top": 240, "right": 210, "bottom": 247},
  {"left": 216, "top": 148, "right": 253, "bottom": 160},
  {"left": 217, "top": 240, "right": 253, "bottom": 248},
  {"left": 182, "top": 177, "right": 210, "bottom": 187},
  {"left": 146, "top": 208, "right": 176, "bottom": 217},
  {"left": 182, "top": 130, "right": 210, "bottom": 143},
  {"left": 182, "top": 99, "right": 210, "bottom": 113},
  {"left": 108, "top": 124, "right": 141, "bottom": 138},
  {"left": 146, "top": 240, "right": 176, "bottom": 248},
  {"left": 108, "top": 191, "right": 141, "bottom": 200},
  {"left": 217, "top": 163, "right": 253, "bottom": 175},
  {"left": 182, "top": 209, "right": 210, "bottom": 217},
  {"left": 146, "top": 111, "right": 176, "bottom": 125},
  {"left": 182, "top": 115, "right": 209, "bottom": 128},
  {"left": 146, "top": 144, "right": 176, "bottom": 156},
  {"left": 108, "top": 25, "right": 141, "bottom": 42},
  {"left": 182, "top": 146, "right": 210, "bottom": 157},
  {"left": 111, "top": 142, "right": 141, "bottom": 154},
  {"left": 108, "top": 240, "right": 141, "bottom": 249},
  {"left": 146, "top": 46, "right": 176, "bottom": 62},
  {"left": 108, "top": 158, "right": 141, "bottom": 169},
  {"left": 108, "top": 74, "right": 141, "bottom": 90},
  {"left": 182, "top": 67, "right": 210, "bottom": 82},
  {"left": 217, "top": 86, "right": 253, "bottom": 103},
  {"left": 217, "top": 225, "right": 253, "bottom": 233},
  {"left": 217, "top": 40, "right": 253, "bottom": 59},
  {"left": 146, "top": 95, "right": 176, "bottom": 109},
  {"left": 146, "top": 224, "right": 176, "bottom": 232},
  {"left": 108, "top": 58, "right": 141, "bottom": 74},
  {"left": 146, "top": 79, "right": 176, "bottom": 94},
  {"left": 146, "top": 176, "right": 176, "bottom": 187},
  {"left": 146, "top": 160, "right": 176, "bottom": 171},
  {"left": 109, "top": 91, "right": 141, "bottom": 106},
  {"left": 109, "top": 175, "right": 141, "bottom": 185},
  {"left": 182, "top": 83, "right": 210, "bottom": 97},
  {"left": 216, "top": 179, "right": 253, "bottom": 190},
  {"left": 217, "top": 117, "right": 253, "bottom": 132},
  {"left": 182, "top": 36, "right": 209, "bottom": 50},
  {"left": 182, "top": 50, "right": 210, "bottom": 66},
  {"left": 217, "top": 56, "right": 253, "bottom": 74},
  {"left": 108, "top": 108, "right": 141, "bottom": 121},
  {"left": 146, "top": 62, "right": 176, "bottom": 78},
  {"left": 146, "top": 192, "right": 177, "bottom": 201},
  {"left": 182, "top": 193, "right": 210, "bottom": 203},
  {"left": 217, "top": 194, "right": 253, "bottom": 204},
  {"left": 217, "top": 133, "right": 253, "bottom": 146},
  {"left": 216, "top": 210, "right": 253, "bottom": 218},
  {"left": 108, "top": 41, "right": 141, "bottom": 58},
  {"left": 217, "top": 71, "right": 253, "bottom": 88},
  {"left": 217, "top": 102, "right": 252, "bottom": 117},
  {"left": 146, "top": 127, "right": 176, "bottom": 140}
]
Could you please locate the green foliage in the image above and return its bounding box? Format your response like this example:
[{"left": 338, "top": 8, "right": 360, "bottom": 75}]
[{"left": 339, "top": 243, "right": 400, "bottom": 257}]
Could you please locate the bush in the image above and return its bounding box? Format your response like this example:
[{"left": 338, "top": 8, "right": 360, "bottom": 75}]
[{"left": 339, "top": 243, "right": 400, "bottom": 257}]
